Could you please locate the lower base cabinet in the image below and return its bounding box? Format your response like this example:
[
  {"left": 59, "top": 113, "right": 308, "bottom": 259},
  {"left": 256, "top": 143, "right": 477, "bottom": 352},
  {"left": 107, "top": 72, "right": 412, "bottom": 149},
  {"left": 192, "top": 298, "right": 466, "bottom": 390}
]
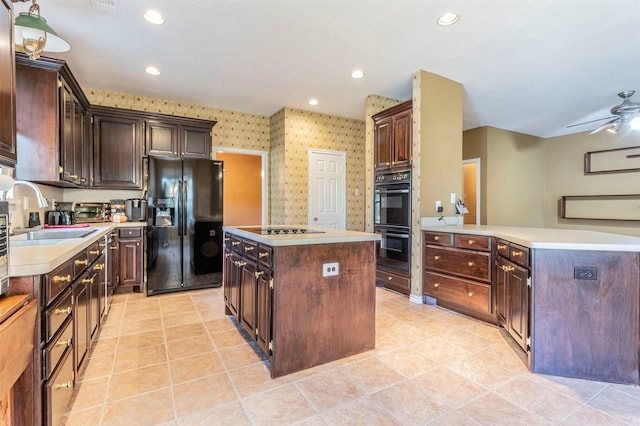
[
  {"left": 117, "top": 227, "right": 144, "bottom": 293},
  {"left": 43, "top": 349, "right": 74, "bottom": 426},
  {"left": 376, "top": 268, "right": 410, "bottom": 295}
]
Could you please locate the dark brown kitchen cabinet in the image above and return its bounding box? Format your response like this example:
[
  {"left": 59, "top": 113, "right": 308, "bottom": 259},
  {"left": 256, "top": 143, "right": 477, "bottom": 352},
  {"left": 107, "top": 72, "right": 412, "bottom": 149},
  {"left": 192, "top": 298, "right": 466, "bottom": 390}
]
[
  {"left": 0, "top": 0, "right": 17, "bottom": 166},
  {"left": 91, "top": 107, "right": 143, "bottom": 189},
  {"left": 15, "top": 54, "right": 90, "bottom": 186},
  {"left": 373, "top": 100, "right": 412, "bottom": 170},
  {"left": 118, "top": 227, "right": 144, "bottom": 292},
  {"left": 108, "top": 230, "right": 120, "bottom": 294},
  {"left": 239, "top": 258, "right": 258, "bottom": 336},
  {"left": 145, "top": 119, "right": 212, "bottom": 159}
]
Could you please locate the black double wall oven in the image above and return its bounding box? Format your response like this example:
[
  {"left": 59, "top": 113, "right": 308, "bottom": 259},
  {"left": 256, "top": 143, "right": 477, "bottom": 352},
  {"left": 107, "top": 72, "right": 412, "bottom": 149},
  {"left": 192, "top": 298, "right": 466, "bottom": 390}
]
[{"left": 374, "top": 170, "right": 411, "bottom": 276}]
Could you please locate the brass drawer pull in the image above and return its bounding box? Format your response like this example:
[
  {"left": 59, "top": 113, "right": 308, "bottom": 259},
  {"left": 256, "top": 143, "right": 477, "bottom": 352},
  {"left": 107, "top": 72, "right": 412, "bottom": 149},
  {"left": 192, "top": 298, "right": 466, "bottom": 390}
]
[
  {"left": 54, "top": 307, "right": 71, "bottom": 315},
  {"left": 110, "top": 245, "right": 119, "bottom": 250},
  {"left": 234, "top": 261, "right": 246, "bottom": 267},
  {"left": 433, "top": 255, "right": 440, "bottom": 260},
  {"left": 68, "top": 174, "right": 78, "bottom": 179},
  {"left": 388, "top": 276, "right": 393, "bottom": 281},
  {"left": 225, "top": 253, "right": 231, "bottom": 258},
  {"left": 99, "top": 243, "right": 106, "bottom": 248},
  {"left": 244, "top": 246, "right": 254, "bottom": 252},
  {"left": 512, "top": 251, "right": 523, "bottom": 257},
  {"left": 82, "top": 277, "right": 94, "bottom": 284},
  {"left": 259, "top": 252, "right": 268, "bottom": 258},
  {"left": 497, "top": 244, "right": 507, "bottom": 250},
  {"left": 433, "top": 235, "right": 440, "bottom": 241},
  {"left": 433, "top": 282, "right": 440, "bottom": 288},
  {"left": 468, "top": 291, "right": 474, "bottom": 297},
  {"left": 467, "top": 261, "right": 474, "bottom": 267},
  {"left": 231, "top": 241, "right": 240, "bottom": 246},
  {"left": 53, "top": 380, "right": 73, "bottom": 390},
  {"left": 94, "top": 263, "right": 105, "bottom": 271},
  {"left": 468, "top": 239, "right": 474, "bottom": 245},
  {"left": 56, "top": 339, "right": 72, "bottom": 347},
  {"left": 75, "top": 259, "right": 88, "bottom": 266},
  {"left": 224, "top": 237, "right": 230, "bottom": 242},
  {"left": 89, "top": 250, "right": 100, "bottom": 255},
  {"left": 501, "top": 265, "right": 515, "bottom": 272},
  {"left": 52, "top": 274, "right": 71, "bottom": 283},
  {"left": 255, "top": 271, "right": 264, "bottom": 279}
]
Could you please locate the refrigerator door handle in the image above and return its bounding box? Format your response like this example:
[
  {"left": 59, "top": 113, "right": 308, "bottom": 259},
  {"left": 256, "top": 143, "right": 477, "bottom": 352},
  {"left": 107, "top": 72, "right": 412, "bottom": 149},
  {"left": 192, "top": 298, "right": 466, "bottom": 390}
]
[{"left": 182, "top": 179, "right": 188, "bottom": 236}]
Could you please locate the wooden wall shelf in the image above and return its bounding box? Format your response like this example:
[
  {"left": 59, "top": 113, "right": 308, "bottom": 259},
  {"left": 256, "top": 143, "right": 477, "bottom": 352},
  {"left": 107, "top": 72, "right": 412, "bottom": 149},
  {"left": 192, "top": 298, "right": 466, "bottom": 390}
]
[
  {"left": 585, "top": 145, "right": 640, "bottom": 174},
  {"left": 560, "top": 194, "right": 640, "bottom": 221}
]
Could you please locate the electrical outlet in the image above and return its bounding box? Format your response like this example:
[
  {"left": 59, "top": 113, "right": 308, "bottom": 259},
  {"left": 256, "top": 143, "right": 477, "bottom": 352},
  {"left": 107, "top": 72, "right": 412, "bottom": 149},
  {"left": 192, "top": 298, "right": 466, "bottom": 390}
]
[
  {"left": 435, "top": 200, "right": 442, "bottom": 212},
  {"left": 450, "top": 193, "right": 456, "bottom": 204},
  {"left": 323, "top": 262, "right": 339, "bottom": 277}
]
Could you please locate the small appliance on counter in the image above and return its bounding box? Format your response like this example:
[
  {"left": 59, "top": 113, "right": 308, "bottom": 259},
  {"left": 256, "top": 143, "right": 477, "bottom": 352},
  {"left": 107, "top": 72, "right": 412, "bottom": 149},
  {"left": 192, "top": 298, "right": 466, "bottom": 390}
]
[
  {"left": 125, "top": 198, "right": 147, "bottom": 222},
  {"left": 110, "top": 199, "right": 126, "bottom": 222},
  {"left": 74, "top": 202, "right": 111, "bottom": 223},
  {"left": 45, "top": 201, "right": 75, "bottom": 226}
]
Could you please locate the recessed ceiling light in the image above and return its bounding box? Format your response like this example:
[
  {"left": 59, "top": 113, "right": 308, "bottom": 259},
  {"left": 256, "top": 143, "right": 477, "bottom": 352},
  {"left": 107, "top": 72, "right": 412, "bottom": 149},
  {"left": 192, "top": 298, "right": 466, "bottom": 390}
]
[
  {"left": 351, "top": 70, "right": 365, "bottom": 79},
  {"left": 145, "top": 66, "right": 160, "bottom": 76},
  {"left": 308, "top": 99, "right": 319, "bottom": 106},
  {"left": 144, "top": 10, "right": 165, "bottom": 25},
  {"left": 437, "top": 12, "right": 459, "bottom": 26}
]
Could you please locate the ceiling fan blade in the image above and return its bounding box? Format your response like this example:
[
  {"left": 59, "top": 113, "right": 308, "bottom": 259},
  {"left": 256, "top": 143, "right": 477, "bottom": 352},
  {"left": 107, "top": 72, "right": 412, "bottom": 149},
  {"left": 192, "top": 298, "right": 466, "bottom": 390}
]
[
  {"left": 567, "top": 116, "right": 616, "bottom": 128},
  {"left": 589, "top": 118, "right": 619, "bottom": 134}
]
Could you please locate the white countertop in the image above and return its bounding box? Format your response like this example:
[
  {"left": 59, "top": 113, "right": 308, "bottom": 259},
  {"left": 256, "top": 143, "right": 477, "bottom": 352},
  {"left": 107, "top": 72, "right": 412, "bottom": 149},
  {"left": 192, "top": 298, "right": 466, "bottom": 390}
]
[
  {"left": 9, "top": 222, "right": 147, "bottom": 277},
  {"left": 421, "top": 222, "right": 640, "bottom": 252},
  {"left": 223, "top": 226, "right": 381, "bottom": 247}
]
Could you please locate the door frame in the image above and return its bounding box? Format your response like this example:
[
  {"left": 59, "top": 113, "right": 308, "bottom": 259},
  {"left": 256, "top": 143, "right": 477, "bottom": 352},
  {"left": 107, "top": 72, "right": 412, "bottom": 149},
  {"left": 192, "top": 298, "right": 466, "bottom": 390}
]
[
  {"left": 463, "top": 157, "right": 481, "bottom": 225},
  {"left": 308, "top": 148, "right": 346, "bottom": 229},
  {"left": 212, "top": 146, "right": 269, "bottom": 226}
]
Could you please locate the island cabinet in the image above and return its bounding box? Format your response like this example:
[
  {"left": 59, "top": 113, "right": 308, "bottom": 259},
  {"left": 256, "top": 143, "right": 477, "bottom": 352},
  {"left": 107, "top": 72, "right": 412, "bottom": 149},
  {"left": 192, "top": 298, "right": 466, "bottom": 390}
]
[
  {"left": 372, "top": 100, "right": 412, "bottom": 170},
  {"left": 8, "top": 235, "right": 109, "bottom": 426},
  {"left": 223, "top": 230, "right": 376, "bottom": 378},
  {"left": 0, "top": 0, "right": 17, "bottom": 167},
  {"left": 495, "top": 239, "right": 530, "bottom": 352},
  {"left": 145, "top": 119, "right": 212, "bottom": 159},
  {"left": 14, "top": 54, "right": 90, "bottom": 187},
  {"left": 423, "top": 231, "right": 495, "bottom": 323}
]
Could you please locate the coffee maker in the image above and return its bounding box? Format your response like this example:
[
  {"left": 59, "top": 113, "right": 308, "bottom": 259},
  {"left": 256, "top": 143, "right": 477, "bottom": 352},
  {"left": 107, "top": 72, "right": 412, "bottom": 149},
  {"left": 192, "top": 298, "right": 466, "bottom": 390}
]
[{"left": 125, "top": 198, "right": 147, "bottom": 222}]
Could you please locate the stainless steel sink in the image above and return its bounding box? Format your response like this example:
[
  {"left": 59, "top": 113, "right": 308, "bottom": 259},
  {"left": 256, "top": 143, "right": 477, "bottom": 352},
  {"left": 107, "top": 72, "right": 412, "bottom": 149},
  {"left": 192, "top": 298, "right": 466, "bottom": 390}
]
[{"left": 24, "top": 228, "right": 98, "bottom": 240}]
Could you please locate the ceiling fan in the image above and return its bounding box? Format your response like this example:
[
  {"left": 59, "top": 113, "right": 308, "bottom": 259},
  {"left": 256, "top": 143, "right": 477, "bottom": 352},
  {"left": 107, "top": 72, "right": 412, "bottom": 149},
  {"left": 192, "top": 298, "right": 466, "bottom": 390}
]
[{"left": 568, "top": 90, "right": 640, "bottom": 134}]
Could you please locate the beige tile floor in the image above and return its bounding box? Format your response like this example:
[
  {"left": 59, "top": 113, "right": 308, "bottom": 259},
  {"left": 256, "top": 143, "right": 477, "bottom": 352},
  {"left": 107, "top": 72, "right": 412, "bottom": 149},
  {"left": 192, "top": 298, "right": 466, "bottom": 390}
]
[{"left": 63, "top": 287, "right": 640, "bottom": 425}]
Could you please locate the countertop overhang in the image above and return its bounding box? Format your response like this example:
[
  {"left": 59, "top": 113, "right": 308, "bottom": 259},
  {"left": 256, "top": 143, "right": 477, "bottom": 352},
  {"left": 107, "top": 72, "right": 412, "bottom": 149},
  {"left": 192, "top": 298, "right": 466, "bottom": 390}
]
[
  {"left": 9, "top": 222, "right": 146, "bottom": 277},
  {"left": 223, "top": 226, "right": 381, "bottom": 246},
  {"left": 421, "top": 223, "right": 640, "bottom": 252}
]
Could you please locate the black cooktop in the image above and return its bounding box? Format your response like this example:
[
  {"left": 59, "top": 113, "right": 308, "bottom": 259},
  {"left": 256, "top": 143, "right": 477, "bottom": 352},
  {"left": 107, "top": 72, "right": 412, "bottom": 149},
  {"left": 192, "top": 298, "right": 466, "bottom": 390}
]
[{"left": 240, "top": 227, "right": 325, "bottom": 235}]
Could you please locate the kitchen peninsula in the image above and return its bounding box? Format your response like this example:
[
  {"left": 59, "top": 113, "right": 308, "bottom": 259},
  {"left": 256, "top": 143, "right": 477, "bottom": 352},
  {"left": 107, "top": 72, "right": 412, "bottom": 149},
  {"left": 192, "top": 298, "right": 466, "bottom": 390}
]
[
  {"left": 422, "top": 223, "right": 640, "bottom": 385},
  {"left": 222, "top": 226, "right": 380, "bottom": 378}
]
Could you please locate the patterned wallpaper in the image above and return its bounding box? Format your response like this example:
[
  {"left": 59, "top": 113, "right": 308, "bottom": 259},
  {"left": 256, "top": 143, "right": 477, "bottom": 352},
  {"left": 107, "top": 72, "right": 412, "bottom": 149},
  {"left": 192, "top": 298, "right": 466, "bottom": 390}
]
[{"left": 87, "top": 89, "right": 366, "bottom": 230}]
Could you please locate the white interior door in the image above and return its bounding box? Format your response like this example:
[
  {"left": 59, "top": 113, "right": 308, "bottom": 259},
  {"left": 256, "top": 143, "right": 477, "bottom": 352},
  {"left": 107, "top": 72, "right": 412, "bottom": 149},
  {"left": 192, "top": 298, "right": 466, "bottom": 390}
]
[{"left": 308, "top": 149, "right": 345, "bottom": 229}]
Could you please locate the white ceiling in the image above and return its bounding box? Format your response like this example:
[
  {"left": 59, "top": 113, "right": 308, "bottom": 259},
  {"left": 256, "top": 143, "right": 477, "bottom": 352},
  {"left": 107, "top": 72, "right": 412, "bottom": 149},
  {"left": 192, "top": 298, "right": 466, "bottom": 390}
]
[{"left": 13, "top": 0, "right": 640, "bottom": 138}]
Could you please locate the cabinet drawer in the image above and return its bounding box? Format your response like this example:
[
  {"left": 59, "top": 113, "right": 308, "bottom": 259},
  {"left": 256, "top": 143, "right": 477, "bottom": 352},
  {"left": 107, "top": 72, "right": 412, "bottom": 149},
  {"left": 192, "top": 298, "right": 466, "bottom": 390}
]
[
  {"left": 43, "top": 287, "right": 72, "bottom": 343},
  {"left": 509, "top": 243, "right": 529, "bottom": 268},
  {"left": 44, "top": 260, "right": 74, "bottom": 306},
  {"left": 454, "top": 234, "right": 492, "bottom": 252},
  {"left": 44, "top": 348, "right": 74, "bottom": 426},
  {"left": 229, "top": 235, "right": 243, "bottom": 253},
  {"left": 424, "top": 245, "right": 491, "bottom": 282},
  {"left": 73, "top": 250, "right": 90, "bottom": 277},
  {"left": 43, "top": 317, "right": 72, "bottom": 380},
  {"left": 119, "top": 227, "right": 142, "bottom": 238},
  {"left": 243, "top": 240, "right": 258, "bottom": 260},
  {"left": 423, "top": 231, "right": 453, "bottom": 247},
  {"left": 258, "top": 244, "right": 273, "bottom": 268},
  {"left": 376, "top": 269, "right": 410, "bottom": 295},
  {"left": 496, "top": 239, "right": 510, "bottom": 258},
  {"left": 424, "top": 271, "right": 491, "bottom": 314},
  {"left": 86, "top": 241, "right": 102, "bottom": 264}
]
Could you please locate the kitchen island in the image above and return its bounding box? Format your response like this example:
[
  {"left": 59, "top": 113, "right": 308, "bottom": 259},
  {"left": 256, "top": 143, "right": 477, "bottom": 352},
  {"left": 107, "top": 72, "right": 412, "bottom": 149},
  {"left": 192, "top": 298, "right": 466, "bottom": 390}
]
[
  {"left": 222, "top": 226, "right": 380, "bottom": 378},
  {"left": 422, "top": 223, "right": 640, "bottom": 384}
]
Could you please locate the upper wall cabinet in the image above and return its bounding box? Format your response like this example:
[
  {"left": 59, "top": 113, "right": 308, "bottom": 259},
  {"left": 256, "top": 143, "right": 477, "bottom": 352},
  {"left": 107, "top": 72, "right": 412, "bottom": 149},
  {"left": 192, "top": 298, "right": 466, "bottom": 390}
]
[
  {"left": 14, "top": 54, "right": 90, "bottom": 187},
  {"left": 90, "top": 106, "right": 143, "bottom": 189},
  {"left": 373, "top": 100, "right": 412, "bottom": 170},
  {"left": 145, "top": 118, "right": 213, "bottom": 159},
  {"left": 0, "top": 0, "right": 17, "bottom": 166}
]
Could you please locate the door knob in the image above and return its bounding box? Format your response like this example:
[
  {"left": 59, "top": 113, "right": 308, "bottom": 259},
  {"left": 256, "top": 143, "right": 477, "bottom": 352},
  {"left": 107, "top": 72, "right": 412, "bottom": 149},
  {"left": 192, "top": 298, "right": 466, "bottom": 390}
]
[{"left": 313, "top": 216, "right": 318, "bottom": 221}]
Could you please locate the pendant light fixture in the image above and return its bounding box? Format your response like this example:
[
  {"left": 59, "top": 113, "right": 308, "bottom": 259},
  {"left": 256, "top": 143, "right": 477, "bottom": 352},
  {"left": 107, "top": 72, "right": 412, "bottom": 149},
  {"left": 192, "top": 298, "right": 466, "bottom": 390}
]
[{"left": 13, "top": 0, "right": 70, "bottom": 60}]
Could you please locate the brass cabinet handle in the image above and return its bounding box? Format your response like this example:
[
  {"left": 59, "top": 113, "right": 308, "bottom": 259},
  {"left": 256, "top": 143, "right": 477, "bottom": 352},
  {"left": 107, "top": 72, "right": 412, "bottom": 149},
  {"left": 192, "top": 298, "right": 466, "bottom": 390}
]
[
  {"left": 468, "top": 239, "right": 474, "bottom": 245},
  {"left": 433, "top": 282, "right": 440, "bottom": 288},
  {"left": 234, "top": 261, "right": 246, "bottom": 267},
  {"left": 433, "top": 235, "right": 440, "bottom": 241},
  {"left": 512, "top": 251, "right": 523, "bottom": 257},
  {"left": 110, "top": 244, "right": 119, "bottom": 250},
  {"left": 468, "top": 291, "right": 474, "bottom": 297},
  {"left": 93, "top": 263, "right": 105, "bottom": 271},
  {"left": 56, "top": 339, "right": 72, "bottom": 347},
  {"left": 224, "top": 237, "right": 230, "bottom": 241},
  {"left": 254, "top": 271, "right": 264, "bottom": 279},
  {"left": 52, "top": 274, "right": 71, "bottom": 283},
  {"left": 82, "top": 277, "right": 94, "bottom": 284},
  {"left": 467, "top": 262, "right": 474, "bottom": 267},
  {"left": 501, "top": 265, "right": 515, "bottom": 272},
  {"left": 244, "top": 246, "right": 254, "bottom": 252},
  {"left": 225, "top": 253, "right": 231, "bottom": 258},
  {"left": 75, "top": 259, "right": 88, "bottom": 266},
  {"left": 68, "top": 174, "right": 78, "bottom": 179},
  {"left": 231, "top": 241, "right": 240, "bottom": 246},
  {"left": 433, "top": 255, "right": 440, "bottom": 260},
  {"left": 259, "top": 252, "right": 268, "bottom": 258},
  {"left": 89, "top": 250, "right": 100, "bottom": 255},
  {"left": 54, "top": 380, "right": 73, "bottom": 390},
  {"left": 54, "top": 307, "right": 72, "bottom": 315},
  {"left": 99, "top": 243, "right": 106, "bottom": 248},
  {"left": 387, "top": 276, "right": 393, "bottom": 281},
  {"left": 497, "top": 244, "right": 507, "bottom": 250}
]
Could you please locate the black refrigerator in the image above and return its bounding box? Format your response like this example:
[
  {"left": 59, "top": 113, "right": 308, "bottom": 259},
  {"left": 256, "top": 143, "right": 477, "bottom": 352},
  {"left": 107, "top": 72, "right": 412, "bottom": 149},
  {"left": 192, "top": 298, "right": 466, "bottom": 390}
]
[{"left": 146, "top": 158, "right": 224, "bottom": 295}]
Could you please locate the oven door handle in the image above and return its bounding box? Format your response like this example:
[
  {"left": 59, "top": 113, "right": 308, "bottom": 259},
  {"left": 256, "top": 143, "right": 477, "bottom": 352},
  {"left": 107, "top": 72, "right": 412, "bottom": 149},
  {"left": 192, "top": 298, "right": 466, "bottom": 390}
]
[
  {"left": 378, "top": 232, "right": 409, "bottom": 239},
  {"left": 376, "top": 189, "right": 410, "bottom": 194}
]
